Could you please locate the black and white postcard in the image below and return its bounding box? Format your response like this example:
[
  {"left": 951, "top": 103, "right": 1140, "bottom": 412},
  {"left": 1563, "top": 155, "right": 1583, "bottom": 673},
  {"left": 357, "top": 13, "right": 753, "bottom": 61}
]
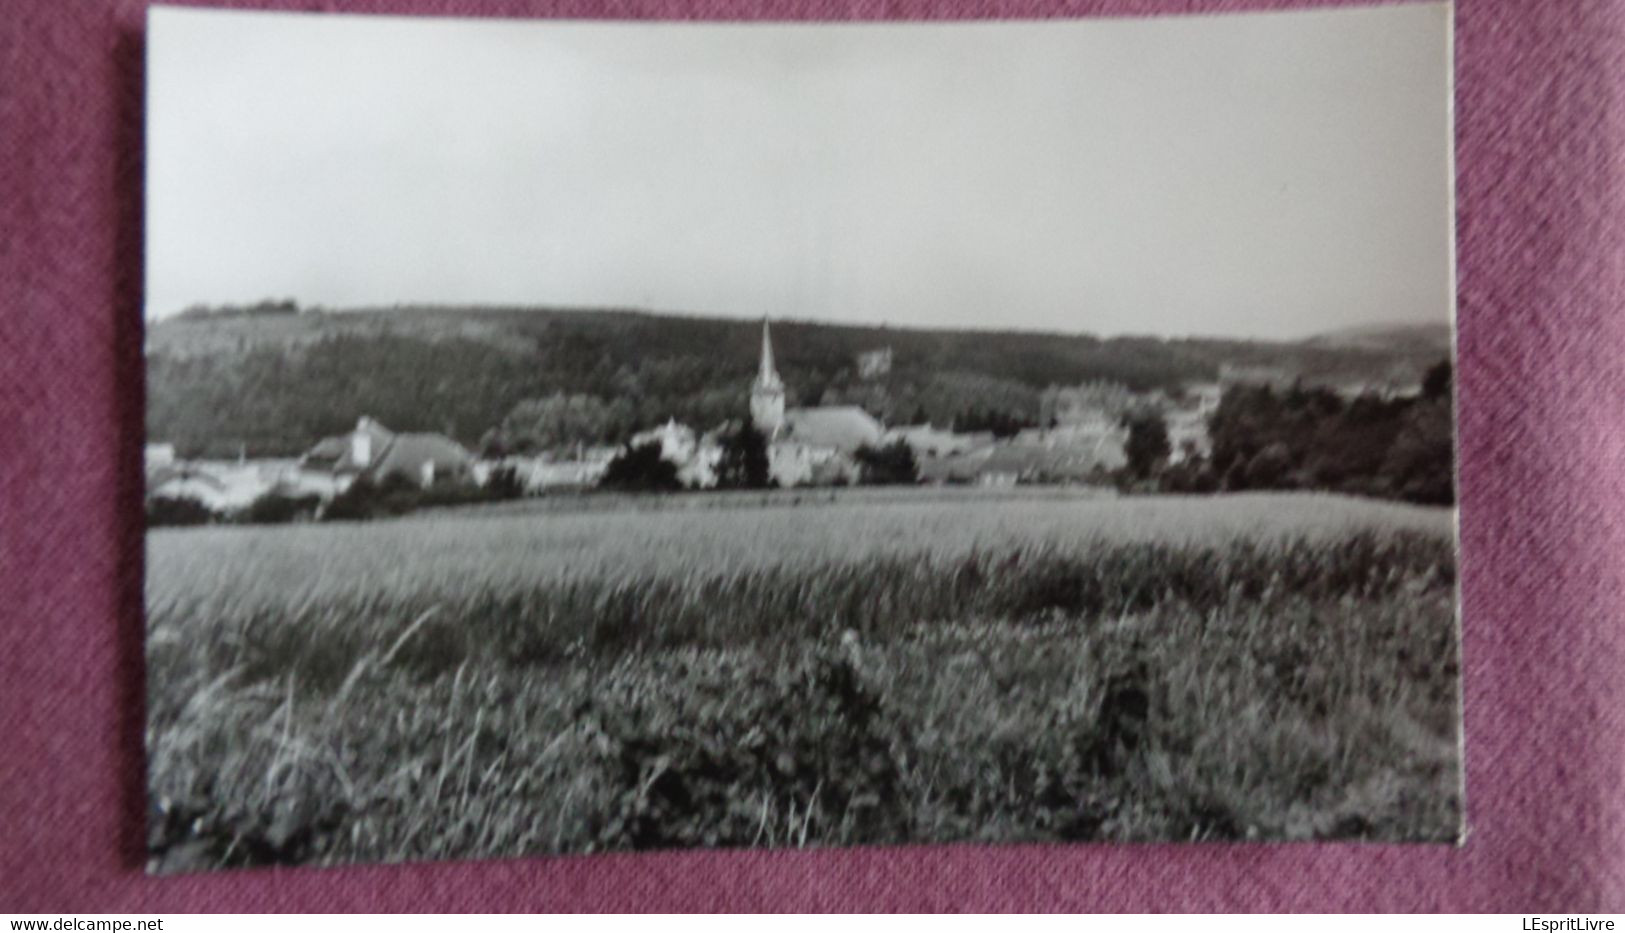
[{"left": 143, "top": 3, "right": 1460, "bottom": 871}]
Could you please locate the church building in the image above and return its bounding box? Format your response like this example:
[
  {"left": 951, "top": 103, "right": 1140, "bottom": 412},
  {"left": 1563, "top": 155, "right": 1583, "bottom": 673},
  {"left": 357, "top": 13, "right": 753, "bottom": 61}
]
[{"left": 750, "top": 320, "right": 884, "bottom": 486}]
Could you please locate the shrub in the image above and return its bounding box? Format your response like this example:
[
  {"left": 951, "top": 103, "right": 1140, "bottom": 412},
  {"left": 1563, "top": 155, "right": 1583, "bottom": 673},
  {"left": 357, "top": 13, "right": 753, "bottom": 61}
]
[
  {"left": 1162, "top": 458, "right": 1218, "bottom": 494},
  {"left": 854, "top": 440, "right": 919, "bottom": 486},
  {"left": 484, "top": 464, "right": 525, "bottom": 501},
  {"left": 717, "top": 422, "right": 772, "bottom": 489},
  {"left": 146, "top": 495, "right": 215, "bottom": 527},
  {"left": 321, "top": 474, "right": 421, "bottom": 521}
]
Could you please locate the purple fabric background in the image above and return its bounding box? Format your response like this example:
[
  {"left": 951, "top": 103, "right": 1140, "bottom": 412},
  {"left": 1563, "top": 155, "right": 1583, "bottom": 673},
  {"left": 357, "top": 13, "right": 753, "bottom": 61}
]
[{"left": 2, "top": 0, "right": 1621, "bottom": 912}]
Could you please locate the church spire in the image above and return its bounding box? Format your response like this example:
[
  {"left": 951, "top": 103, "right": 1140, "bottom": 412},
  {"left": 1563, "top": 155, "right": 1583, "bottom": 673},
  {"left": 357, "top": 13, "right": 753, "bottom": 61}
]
[
  {"left": 750, "top": 317, "right": 786, "bottom": 435},
  {"left": 758, "top": 318, "right": 781, "bottom": 388}
]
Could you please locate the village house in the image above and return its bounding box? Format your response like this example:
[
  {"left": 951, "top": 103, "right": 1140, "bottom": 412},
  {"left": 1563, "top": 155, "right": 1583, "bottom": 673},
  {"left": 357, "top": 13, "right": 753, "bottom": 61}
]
[
  {"left": 144, "top": 443, "right": 177, "bottom": 476},
  {"left": 630, "top": 419, "right": 724, "bottom": 488},
  {"left": 882, "top": 424, "right": 993, "bottom": 459},
  {"left": 856, "top": 346, "right": 893, "bottom": 380},
  {"left": 909, "top": 420, "right": 1126, "bottom": 487},
  {"left": 1163, "top": 405, "right": 1212, "bottom": 465},
  {"left": 1185, "top": 381, "right": 1223, "bottom": 416}
]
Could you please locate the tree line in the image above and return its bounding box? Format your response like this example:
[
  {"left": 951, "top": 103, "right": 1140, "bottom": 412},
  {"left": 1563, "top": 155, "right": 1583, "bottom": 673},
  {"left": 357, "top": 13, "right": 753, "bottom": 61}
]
[{"left": 1122, "top": 360, "right": 1454, "bottom": 505}]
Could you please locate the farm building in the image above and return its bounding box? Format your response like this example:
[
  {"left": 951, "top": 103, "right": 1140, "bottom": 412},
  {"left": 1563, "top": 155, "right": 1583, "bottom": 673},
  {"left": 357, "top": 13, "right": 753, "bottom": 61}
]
[
  {"left": 882, "top": 425, "right": 993, "bottom": 459},
  {"left": 916, "top": 430, "right": 1124, "bottom": 487},
  {"left": 301, "top": 416, "right": 474, "bottom": 489},
  {"left": 1163, "top": 407, "right": 1212, "bottom": 465}
]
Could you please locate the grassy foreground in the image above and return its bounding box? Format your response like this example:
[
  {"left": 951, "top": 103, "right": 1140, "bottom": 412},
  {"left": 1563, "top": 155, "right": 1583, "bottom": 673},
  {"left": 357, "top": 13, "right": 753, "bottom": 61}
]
[{"left": 145, "top": 492, "right": 1461, "bottom": 870}]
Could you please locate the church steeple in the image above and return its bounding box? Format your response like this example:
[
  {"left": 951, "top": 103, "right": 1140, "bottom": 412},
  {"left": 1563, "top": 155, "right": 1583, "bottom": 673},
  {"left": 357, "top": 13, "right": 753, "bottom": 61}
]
[{"left": 750, "top": 318, "right": 786, "bottom": 435}]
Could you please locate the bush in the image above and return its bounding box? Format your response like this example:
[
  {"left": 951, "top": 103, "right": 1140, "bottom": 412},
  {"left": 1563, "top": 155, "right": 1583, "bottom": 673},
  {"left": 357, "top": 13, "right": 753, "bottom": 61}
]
[
  {"left": 854, "top": 440, "right": 919, "bottom": 486},
  {"left": 322, "top": 475, "right": 422, "bottom": 522},
  {"left": 243, "top": 492, "right": 323, "bottom": 525},
  {"left": 1121, "top": 412, "right": 1171, "bottom": 480},
  {"left": 1162, "top": 458, "right": 1218, "bottom": 494}
]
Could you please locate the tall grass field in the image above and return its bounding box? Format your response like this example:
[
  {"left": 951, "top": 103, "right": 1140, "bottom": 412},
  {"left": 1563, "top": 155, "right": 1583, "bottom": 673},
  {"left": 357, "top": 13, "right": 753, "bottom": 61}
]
[{"left": 144, "top": 490, "right": 1461, "bottom": 870}]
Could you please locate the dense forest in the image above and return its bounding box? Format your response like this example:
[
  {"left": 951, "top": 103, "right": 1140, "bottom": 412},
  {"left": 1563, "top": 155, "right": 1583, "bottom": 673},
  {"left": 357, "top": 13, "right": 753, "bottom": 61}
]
[{"left": 146, "top": 304, "right": 1451, "bottom": 458}]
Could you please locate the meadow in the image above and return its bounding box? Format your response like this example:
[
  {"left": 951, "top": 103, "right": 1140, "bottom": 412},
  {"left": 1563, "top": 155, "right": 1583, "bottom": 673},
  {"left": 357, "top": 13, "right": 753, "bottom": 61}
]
[{"left": 144, "top": 490, "right": 1462, "bottom": 870}]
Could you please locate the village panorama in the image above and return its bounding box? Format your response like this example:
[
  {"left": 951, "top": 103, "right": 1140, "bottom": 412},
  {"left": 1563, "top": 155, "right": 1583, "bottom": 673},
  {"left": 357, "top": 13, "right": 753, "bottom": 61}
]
[
  {"left": 144, "top": 309, "right": 1455, "bottom": 515},
  {"left": 142, "top": 302, "right": 1462, "bottom": 871},
  {"left": 141, "top": 2, "right": 1459, "bottom": 874},
  {"left": 149, "top": 318, "right": 1211, "bottom": 509}
]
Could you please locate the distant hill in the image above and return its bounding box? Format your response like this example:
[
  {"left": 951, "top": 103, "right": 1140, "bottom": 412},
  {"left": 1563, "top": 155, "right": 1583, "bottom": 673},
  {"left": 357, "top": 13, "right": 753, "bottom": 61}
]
[
  {"left": 1301, "top": 321, "right": 1453, "bottom": 355},
  {"left": 146, "top": 305, "right": 1453, "bottom": 458}
]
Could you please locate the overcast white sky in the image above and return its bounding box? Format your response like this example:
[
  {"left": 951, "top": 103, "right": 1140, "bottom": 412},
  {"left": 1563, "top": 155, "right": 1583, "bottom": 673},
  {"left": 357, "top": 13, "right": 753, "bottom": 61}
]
[{"left": 146, "top": 3, "right": 1452, "bottom": 338}]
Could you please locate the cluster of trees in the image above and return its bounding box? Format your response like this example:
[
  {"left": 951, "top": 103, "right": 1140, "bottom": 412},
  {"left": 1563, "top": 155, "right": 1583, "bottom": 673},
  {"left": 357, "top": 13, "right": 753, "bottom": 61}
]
[
  {"left": 1124, "top": 361, "right": 1455, "bottom": 505},
  {"left": 599, "top": 443, "right": 682, "bottom": 492},
  {"left": 481, "top": 392, "right": 634, "bottom": 457}
]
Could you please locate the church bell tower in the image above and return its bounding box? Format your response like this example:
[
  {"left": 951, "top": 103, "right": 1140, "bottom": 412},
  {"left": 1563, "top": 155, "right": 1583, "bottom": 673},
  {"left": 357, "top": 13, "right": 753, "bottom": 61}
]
[{"left": 750, "top": 318, "right": 786, "bottom": 436}]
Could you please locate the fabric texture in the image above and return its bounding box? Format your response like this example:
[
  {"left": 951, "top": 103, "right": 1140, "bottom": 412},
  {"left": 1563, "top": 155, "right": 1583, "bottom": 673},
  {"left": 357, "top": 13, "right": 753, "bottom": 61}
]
[{"left": 2, "top": 0, "right": 1622, "bottom": 912}]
